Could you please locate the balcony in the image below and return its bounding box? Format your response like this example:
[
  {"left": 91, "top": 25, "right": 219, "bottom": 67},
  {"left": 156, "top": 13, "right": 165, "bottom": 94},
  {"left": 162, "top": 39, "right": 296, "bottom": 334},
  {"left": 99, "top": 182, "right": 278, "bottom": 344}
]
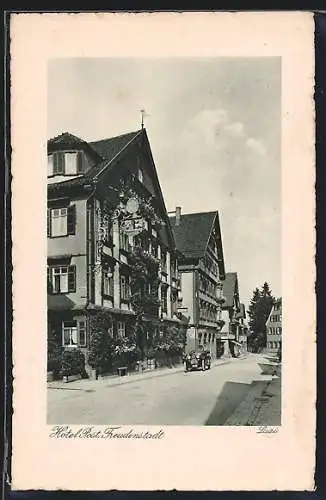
[
  {"left": 198, "top": 290, "right": 218, "bottom": 306},
  {"left": 198, "top": 318, "right": 219, "bottom": 328},
  {"left": 198, "top": 260, "right": 219, "bottom": 282}
]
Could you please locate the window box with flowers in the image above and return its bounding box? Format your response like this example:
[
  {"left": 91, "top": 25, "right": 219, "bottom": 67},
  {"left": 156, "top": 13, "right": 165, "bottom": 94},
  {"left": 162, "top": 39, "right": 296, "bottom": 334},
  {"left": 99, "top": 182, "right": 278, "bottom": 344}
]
[{"left": 112, "top": 333, "right": 140, "bottom": 372}]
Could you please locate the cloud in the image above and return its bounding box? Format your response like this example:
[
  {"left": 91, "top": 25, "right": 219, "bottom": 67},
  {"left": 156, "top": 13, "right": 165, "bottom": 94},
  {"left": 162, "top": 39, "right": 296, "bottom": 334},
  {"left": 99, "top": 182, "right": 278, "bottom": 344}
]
[
  {"left": 246, "top": 137, "right": 267, "bottom": 157},
  {"left": 180, "top": 108, "right": 266, "bottom": 158},
  {"left": 223, "top": 121, "right": 245, "bottom": 138}
]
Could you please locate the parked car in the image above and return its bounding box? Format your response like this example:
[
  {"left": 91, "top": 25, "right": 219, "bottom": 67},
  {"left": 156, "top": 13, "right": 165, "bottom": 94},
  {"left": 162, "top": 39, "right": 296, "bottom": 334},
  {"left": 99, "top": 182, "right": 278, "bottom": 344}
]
[{"left": 185, "top": 350, "right": 211, "bottom": 371}]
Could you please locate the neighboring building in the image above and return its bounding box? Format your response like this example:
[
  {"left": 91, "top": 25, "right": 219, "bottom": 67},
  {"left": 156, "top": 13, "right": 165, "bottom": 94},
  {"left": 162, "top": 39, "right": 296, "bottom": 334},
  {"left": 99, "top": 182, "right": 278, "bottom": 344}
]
[
  {"left": 47, "top": 128, "right": 187, "bottom": 373},
  {"left": 237, "top": 303, "right": 249, "bottom": 352},
  {"left": 266, "top": 298, "right": 282, "bottom": 352},
  {"left": 220, "top": 272, "right": 242, "bottom": 357},
  {"left": 169, "top": 209, "right": 226, "bottom": 360}
]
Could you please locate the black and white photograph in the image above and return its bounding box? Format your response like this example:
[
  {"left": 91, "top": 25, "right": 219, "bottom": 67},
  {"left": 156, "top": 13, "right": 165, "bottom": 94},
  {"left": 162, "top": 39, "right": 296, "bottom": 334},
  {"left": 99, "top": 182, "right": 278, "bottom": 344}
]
[
  {"left": 11, "top": 12, "right": 315, "bottom": 492},
  {"left": 46, "top": 57, "right": 282, "bottom": 426}
]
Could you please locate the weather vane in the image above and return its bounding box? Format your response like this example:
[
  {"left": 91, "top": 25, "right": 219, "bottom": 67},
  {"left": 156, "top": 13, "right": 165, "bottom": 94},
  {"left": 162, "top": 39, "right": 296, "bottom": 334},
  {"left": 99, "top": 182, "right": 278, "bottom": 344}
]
[{"left": 140, "top": 109, "right": 149, "bottom": 129}]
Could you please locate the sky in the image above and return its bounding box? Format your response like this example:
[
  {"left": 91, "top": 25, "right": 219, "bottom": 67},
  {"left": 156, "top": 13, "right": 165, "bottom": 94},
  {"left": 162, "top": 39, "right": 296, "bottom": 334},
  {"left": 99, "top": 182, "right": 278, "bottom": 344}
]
[{"left": 48, "top": 57, "right": 281, "bottom": 308}]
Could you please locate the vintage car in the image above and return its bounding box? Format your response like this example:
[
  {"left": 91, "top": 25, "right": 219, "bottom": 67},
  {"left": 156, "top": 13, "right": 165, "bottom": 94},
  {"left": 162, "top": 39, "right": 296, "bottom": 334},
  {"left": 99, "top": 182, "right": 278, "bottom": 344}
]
[{"left": 185, "top": 350, "right": 211, "bottom": 371}]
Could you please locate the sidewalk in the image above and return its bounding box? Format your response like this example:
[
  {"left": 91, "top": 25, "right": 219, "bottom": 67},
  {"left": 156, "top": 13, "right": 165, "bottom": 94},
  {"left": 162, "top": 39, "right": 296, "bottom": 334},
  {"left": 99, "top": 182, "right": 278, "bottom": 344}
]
[
  {"left": 48, "top": 357, "right": 233, "bottom": 392},
  {"left": 224, "top": 372, "right": 281, "bottom": 426}
]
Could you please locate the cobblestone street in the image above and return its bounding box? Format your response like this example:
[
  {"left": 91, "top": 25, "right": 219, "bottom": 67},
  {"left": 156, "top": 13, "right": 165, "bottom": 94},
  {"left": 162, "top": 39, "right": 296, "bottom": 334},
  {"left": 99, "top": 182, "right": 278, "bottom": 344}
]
[{"left": 48, "top": 353, "right": 281, "bottom": 426}]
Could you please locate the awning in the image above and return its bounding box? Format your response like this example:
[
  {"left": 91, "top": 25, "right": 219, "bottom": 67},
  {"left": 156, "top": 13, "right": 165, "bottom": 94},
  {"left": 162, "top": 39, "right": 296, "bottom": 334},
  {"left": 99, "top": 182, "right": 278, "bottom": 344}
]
[
  {"left": 48, "top": 294, "right": 78, "bottom": 311},
  {"left": 86, "top": 304, "right": 135, "bottom": 316},
  {"left": 47, "top": 254, "right": 72, "bottom": 263}
]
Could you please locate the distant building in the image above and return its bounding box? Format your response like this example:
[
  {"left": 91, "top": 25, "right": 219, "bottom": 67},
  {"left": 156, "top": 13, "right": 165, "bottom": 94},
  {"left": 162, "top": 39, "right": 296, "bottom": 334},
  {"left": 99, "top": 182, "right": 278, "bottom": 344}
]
[
  {"left": 221, "top": 272, "right": 244, "bottom": 357},
  {"left": 266, "top": 298, "right": 282, "bottom": 352},
  {"left": 169, "top": 209, "right": 226, "bottom": 360},
  {"left": 238, "top": 303, "right": 249, "bottom": 352}
]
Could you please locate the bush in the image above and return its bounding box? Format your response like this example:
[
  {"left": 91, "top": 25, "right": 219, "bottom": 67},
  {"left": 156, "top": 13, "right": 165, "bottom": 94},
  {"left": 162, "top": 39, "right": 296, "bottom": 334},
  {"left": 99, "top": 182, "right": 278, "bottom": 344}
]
[
  {"left": 61, "top": 348, "right": 86, "bottom": 377},
  {"left": 47, "top": 340, "right": 63, "bottom": 379},
  {"left": 88, "top": 312, "right": 115, "bottom": 373}
]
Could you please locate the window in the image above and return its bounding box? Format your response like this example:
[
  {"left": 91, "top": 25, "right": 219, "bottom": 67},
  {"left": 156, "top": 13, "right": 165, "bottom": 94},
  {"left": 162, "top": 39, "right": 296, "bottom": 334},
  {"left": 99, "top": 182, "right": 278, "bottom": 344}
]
[
  {"left": 48, "top": 154, "right": 54, "bottom": 176},
  {"left": 48, "top": 151, "right": 84, "bottom": 177},
  {"left": 78, "top": 320, "right": 87, "bottom": 347},
  {"left": 103, "top": 269, "right": 114, "bottom": 297},
  {"left": 161, "top": 287, "right": 168, "bottom": 313},
  {"left": 53, "top": 153, "right": 65, "bottom": 175},
  {"left": 120, "top": 275, "right": 130, "bottom": 300},
  {"left": 138, "top": 168, "right": 143, "bottom": 183},
  {"left": 119, "top": 232, "right": 130, "bottom": 252},
  {"left": 161, "top": 249, "right": 167, "bottom": 273},
  {"left": 47, "top": 205, "right": 76, "bottom": 237},
  {"left": 51, "top": 208, "right": 67, "bottom": 236},
  {"left": 49, "top": 265, "right": 76, "bottom": 294},
  {"left": 108, "top": 321, "right": 114, "bottom": 338},
  {"left": 151, "top": 240, "right": 158, "bottom": 258},
  {"left": 99, "top": 213, "right": 112, "bottom": 244},
  {"left": 65, "top": 152, "right": 78, "bottom": 175},
  {"left": 117, "top": 321, "right": 126, "bottom": 337},
  {"left": 62, "top": 319, "right": 86, "bottom": 347},
  {"left": 63, "top": 321, "right": 78, "bottom": 347}
]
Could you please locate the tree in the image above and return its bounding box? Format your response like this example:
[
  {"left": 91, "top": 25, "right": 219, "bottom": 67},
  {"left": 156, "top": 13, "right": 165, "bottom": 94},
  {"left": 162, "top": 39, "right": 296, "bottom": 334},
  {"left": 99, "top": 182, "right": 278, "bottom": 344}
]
[{"left": 247, "top": 282, "right": 275, "bottom": 352}]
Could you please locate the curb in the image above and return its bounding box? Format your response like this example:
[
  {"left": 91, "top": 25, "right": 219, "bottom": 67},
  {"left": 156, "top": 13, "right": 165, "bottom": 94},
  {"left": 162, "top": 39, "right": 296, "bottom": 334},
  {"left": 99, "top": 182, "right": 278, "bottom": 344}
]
[
  {"left": 48, "top": 358, "right": 232, "bottom": 391},
  {"left": 100, "top": 359, "right": 232, "bottom": 389}
]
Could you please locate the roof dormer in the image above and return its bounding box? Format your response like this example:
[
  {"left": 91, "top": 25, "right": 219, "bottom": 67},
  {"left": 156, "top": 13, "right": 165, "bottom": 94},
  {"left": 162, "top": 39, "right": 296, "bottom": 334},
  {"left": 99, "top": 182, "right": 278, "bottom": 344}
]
[
  {"left": 47, "top": 132, "right": 101, "bottom": 181},
  {"left": 47, "top": 150, "right": 85, "bottom": 178}
]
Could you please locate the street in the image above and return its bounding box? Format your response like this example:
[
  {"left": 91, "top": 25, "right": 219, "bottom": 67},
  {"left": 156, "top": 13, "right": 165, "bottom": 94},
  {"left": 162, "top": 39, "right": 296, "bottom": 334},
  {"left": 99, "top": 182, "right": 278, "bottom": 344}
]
[{"left": 47, "top": 353, "right": 281, "bottom": 426}]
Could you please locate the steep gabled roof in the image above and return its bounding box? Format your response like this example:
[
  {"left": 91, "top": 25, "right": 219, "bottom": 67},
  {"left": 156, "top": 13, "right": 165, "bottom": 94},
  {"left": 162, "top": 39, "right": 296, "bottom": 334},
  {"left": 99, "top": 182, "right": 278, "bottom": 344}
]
[
  {"left": 222, "top": 272, "right": 238, "bottom": 308},
  {"left": 236, "top": 303, "right": 246, "bottom": 319},
  {"left": 89, "top": 131, "right": 140, "bottom": 163},
  {"left": 169, "top": 211, "right": 217, "bottom": 259},
  {"left": 47, "top": 128, "right": 176, "bottom": 250},
  {"left": 48, "top": 132, "right": 86, "bottom": 148}
]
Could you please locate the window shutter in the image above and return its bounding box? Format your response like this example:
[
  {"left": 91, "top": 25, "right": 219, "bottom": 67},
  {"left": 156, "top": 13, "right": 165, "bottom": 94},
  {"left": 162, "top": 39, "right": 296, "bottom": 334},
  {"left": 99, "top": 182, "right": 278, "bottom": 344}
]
[
  {"left": 101, "top": 268, "right": 105, "bottom": 297},
  {"left": 67, "top": 205, "right": 76, "bottom": 235},
  {"left": 53, "top": 152, "right": 64, "bottom": 174},
  {"left": 47, "top": 208, "right": 51, "bottom": 237},
  {"left": 53, "top": 153, "right": 58, "bottom": 174},
  {"left": 68, "top": 265, "right": 76, "bottom": 292},
  {"left": 47, "top": 267, "right": 52, "bottom": 293},
  {"left": 77, "top": 152, "right": 84, "bottom": 174},
  {"left": 58, "top": 152, "right": 65, "bottom": 174}
]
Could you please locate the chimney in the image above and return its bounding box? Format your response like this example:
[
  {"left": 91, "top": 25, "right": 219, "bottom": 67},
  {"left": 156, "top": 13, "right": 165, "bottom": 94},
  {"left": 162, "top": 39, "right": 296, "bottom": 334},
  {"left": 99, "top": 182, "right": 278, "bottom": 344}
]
[{"left": 175, "top": 206, "right": 182, "bottom": 226}]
